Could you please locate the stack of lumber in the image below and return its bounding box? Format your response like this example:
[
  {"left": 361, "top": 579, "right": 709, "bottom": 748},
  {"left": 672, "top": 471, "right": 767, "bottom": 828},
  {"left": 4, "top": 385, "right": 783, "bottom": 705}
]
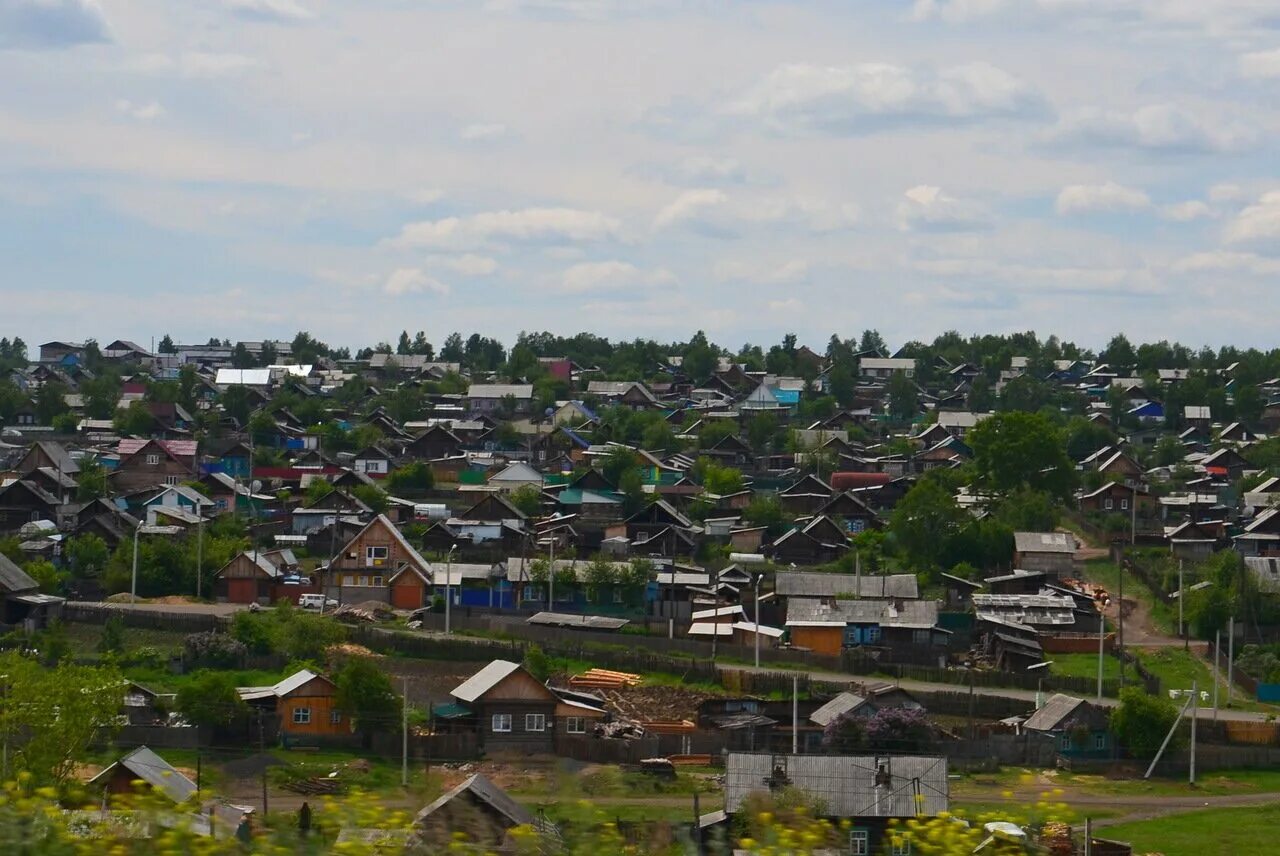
[
  {"left": 641, "top": 719, "right": 697, "bottom": 735},
  {"left": 569, "top": 668, "right": 643, "bottom": 689}
]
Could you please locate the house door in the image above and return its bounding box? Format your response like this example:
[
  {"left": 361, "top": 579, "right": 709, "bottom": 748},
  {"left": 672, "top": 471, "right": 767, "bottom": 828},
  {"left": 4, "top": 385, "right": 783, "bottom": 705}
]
[
  {"left": 227, "top": 578, "right": 257, "bottom": 604},
  {"left": 391, "top": 582, "right": 424, "bottom": 610}
]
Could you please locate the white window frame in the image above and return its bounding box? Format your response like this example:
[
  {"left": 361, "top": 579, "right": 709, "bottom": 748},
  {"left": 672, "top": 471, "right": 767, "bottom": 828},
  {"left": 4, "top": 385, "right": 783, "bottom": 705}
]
[
  {"left": 293, "top": 707, "right": 311, "bottom": 725},
  {"left": 1060, "top": 734, "right": 1072, "bottom": 750},
  {"left": 891, "top": 840, "right": 912, "bottom": 856},
  {"left": 1121, "top": 498, "right": 1130, "bottom": 510},
  {"left": 366, "top": 545, "right": 389, "bottom": 562},
  {"left": 145, "top": 454, "right": 160, "bottom": 465},
  {"left": 331, "top": 710, "right": 342, "bottom": 724},
  {"left": 164, "top": 475, "right": 180, "bottom": 486},
  {"left": 1093, "top": 733, "right": 1106, "bottom": 751},
  {"left": 357, "top": 575, "right": 369, "bottom": 587},
  {"left": 566, "top": 716, "right": 586, "bottom": 734},
  {"left": 1104, "top": 498, "right": 1113, "bottom": 511},
  {"left": 492, "top": 713, "right": 512, "bottom": 733},
  {"left": 525, "top": 713, "right": 546, "bottom": 732},
  {"left": 849, "top": 829, "right": 870, "bottom": 856}
]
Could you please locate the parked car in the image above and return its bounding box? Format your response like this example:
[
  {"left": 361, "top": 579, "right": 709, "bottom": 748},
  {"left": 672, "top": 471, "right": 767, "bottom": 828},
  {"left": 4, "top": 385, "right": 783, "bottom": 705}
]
[{"left": 299, "top": 594, "right": 337, "bottom": 612}]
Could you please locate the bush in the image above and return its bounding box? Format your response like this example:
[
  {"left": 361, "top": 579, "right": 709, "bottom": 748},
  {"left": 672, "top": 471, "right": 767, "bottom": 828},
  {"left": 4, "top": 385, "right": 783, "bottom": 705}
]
[
  {"left": 98, "top": 613, "right": 125, "bottom": 655},
  {"left": 183, "top": 632, "right": 247, "bottom": 670},
  {"left": 1110, "top": 687, "right": 1181, "bottom": 757},
  {"left": 176, "top": 671, "right": 247, "bottom": 729}
]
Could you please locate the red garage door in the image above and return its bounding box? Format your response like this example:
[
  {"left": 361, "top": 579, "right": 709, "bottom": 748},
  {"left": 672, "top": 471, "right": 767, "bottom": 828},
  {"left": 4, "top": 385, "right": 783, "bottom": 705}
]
[
  {"left": 227, "top": 578, "right": 257, "bottom": 604},
  {"left": 391, "top": 582, "right": 423, "bottom": 610}
]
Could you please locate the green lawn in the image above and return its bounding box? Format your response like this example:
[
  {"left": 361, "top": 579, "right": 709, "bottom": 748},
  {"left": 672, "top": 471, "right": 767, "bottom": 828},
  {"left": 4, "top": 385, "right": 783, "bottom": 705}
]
[
  {"left": 1135, "top": 647, "right": 1216, "bottom": 696},
  {"left": 1048, "top": 652, "right": 1122, "bottom": 682},
  {"left": 1082, "top": 559, "right": 1176, "bottom": 634},
  {"left": 1100, "top": 802, "right": 1280, "bottom": 854}
]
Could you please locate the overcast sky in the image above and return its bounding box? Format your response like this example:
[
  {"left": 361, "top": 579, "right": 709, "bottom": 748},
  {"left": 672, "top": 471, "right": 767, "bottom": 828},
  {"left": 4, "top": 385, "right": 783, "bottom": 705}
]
[{"left": 2, "top": 0, "right": 1279, "bottom": 353}]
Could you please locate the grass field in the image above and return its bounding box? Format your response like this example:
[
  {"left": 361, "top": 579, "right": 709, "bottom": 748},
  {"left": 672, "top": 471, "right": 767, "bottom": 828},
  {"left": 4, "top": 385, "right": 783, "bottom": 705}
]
[
  {"left": 1100, "top": 802, "right": 1280, "bottom": 854},
  {"left": 1048, "top": 652, "right": 1122, "bottom": 682},
  {"left": 1082, "top": 559, "right": 1176, "bottom": 634}
]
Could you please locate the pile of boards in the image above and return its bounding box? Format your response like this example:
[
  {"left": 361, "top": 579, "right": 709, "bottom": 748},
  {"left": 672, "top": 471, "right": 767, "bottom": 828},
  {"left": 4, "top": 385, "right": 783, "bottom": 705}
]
[{"left": 569, "top": 668, "right": 643, "bottom": 689}]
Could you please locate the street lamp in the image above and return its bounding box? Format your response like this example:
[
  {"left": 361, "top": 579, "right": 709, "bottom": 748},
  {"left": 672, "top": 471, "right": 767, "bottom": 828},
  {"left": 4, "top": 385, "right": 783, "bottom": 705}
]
[
  {"left": 1027, "top": 661, "right": 1054, "bottom": 710},
  {"left": 445, "top": 543, "right": 457, "bottom": 635}
]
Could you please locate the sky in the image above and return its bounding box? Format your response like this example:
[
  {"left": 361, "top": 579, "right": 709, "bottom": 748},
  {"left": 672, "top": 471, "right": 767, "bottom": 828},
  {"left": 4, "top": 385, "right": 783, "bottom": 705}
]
[{"left": 1, "top": 0, "right": 1279, "bottom": 354}]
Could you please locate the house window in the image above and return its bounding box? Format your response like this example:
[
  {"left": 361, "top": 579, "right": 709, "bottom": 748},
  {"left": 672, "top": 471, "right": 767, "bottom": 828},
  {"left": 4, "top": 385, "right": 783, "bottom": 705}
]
[
  {"left": 145, "top": 454, "right": 160, "bottom": 465},
  {"left": 164, "top": 475, "right": 180, "bottom": 486},
  {"left": 865, "top": 625, "right": 881, "bottom": 644},
  {"left": 331, "top": 710, "right": 342, "bottom": 725},
  {"left": 566, "top": 716, "right": 586, "bottom": 734},
  {"left": 1093, "top": 733, "right": 1106, "bottom": 751},
  {"left": 1121, "top": 498, "right": 1130, "bottom": 510},
  {"left": 492, "top": 714, "right": 512, "bottom": 733},
  {"left": 366, "top": 545, "right": 389, "bottom": 563},
  {"left": 912, "top": 629, "right": 931, "bottom": 646},
  {"left": 342, "top": 575, "right": 355, "bottom": 586},
  {"left": 358, "top": 575, "right": 369, "bottom": 587},
  {"left": 524, "top": 585, "right": 541, "bottom": 602},
  {"left": 371, "top": 576, "right": 384, "bottom": 587},
  {"left": 613, "top": 588, "right": 623, "bottom": 604},
  {"left": 849, "top": 829, "right": 870, "bottom": 855},
  {"left": 891, "top": 840, "right": 912, "bottom": 856},
  {"left": 525, "top": 713, "right": 546, "bottom": 732},
  {"left": 1104, "top": 498, "right": 1114, "bottom": 511},
  {"left": 1060, "top": 734, "right": 1072, "bottom": 751},
  {"left": 293, "top": 707, "right": 311, "bottom": 725}
]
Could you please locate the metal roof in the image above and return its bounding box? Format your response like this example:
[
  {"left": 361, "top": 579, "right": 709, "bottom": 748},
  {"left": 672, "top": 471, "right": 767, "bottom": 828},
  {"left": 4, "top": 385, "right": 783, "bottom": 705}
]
[
  {"left": 451, "top": 660, "right": 524, "bottom": 704},
  {"left": 527, "top": 612, "right": 629, "bottom": 630},
  {"left": 808, "top": 692, "right": 871, "bottom": 727},
  {"left": 689, "top": 622, "right": 735, "bottom": 637},
  {"left": 0, "top": 554, "right": 37, "bottom": 595},
  {"left": 775, "top": 571, "right": 919, "bottom": 600},
  {"left": 724, "top": 753, "right": 949, "bottom": 818},
  {"left": 1023, "top": 694, "right": 1088, "bottom": 732},
  {"left": 466, "top": 383, "right": 534, "bottom": 399},
  {"left": 215, "top": 368, "right": 271, "bottom": 386},
  {"left": 89, "top": 746, "right": 198, "bottom": 804},
  {"left": 786, "top": 598, "right": 940, "bottom": 629},
  {"left": 1013, "top": 531, "right": 1077, "bottom": 554}
]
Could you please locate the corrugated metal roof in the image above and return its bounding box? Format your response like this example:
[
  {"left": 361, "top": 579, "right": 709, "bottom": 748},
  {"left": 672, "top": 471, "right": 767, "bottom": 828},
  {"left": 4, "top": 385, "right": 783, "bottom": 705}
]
[
  {"left": 809, "top": 692, "right": 870, "bottom": 727},
  {"left": 1024, "top": 694, "right": 1087, "bottom": 732},
  {"left": 775, "top": 571, "right": 919, "bottom": 600},
  {"left": 724, "top": 753, "right": 949, "bottom": 817},
  {"left": 89, "top": 746, "right": 198, "bottom": 804},
  {"left": 451, "top": 660, "right": 524, "bottom": 703},
  {"left": 215, "top": 368, "right": 272, "bottom": 386},
  {"left": 0, "top": 553, "right": 37, "bottom": 595},
  {"left": 466, "top": 384, "right": 533, "bottom": 399},
  {"left": 1013, "top": 531, "right": 1077, "bottom": 554}
]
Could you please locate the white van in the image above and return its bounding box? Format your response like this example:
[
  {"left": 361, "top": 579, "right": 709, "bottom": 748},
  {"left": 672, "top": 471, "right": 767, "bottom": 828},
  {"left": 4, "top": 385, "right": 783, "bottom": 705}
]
[{"left": 299, "top": 593, "right": 330, "bottom": 612}]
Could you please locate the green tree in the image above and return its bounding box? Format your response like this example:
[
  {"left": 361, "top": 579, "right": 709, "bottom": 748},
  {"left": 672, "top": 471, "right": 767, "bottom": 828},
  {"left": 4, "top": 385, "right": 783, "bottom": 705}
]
[
  {"left": 601, "top": 445, "right": 640, "bottom": 486},
  {"left": 507, "top": 483, "right": 543, "bottom": 517},
  {"left": 827, "top": 363, "right": 856, "bottom": 409},
  {"left": 886, "top": 371, "right": 918, "bottom": 421},
  {"left": 176, "top": 671, "right": 247, "bottom": 729},
  {"left": 98, "top": 613, "right": 126, "bottom": 655},
  {"left": 0, "top": 652, "right": 124, "bottom": 785},
  {"left": 682, "top": 331, "right": 718, "bottom": 382},
  {"left": 1110, "top": 687, "right": 1181, "bottom": 757},
  {"left": 24, "top": 558, "right": 63, "bottom": 593},
  {"left": 386, "top": 461, "right": 435, "bottom": 495},
  {"left": 523, "top": 643, "right": 551, "bottom": 682},
  {"left": 35, "top": 380, "right": 69, "bottom": 425},
  {"left": 584, "top": 556, "right": 617, "bottom": 601},
  {"left": 114, "top": 400, "right": 155, "bottom": 436},
  {"left": 889, "top": 478, "right": 969, "bottom": 570},
  {"left": 968, "top": 410, "right": 1074, "bottom": 499},
  {"left": 335, "top": 657, "right": 401, "bottom": 748},
  {"left": 352, "top": 483, "right": 388, "bottom": 514}
]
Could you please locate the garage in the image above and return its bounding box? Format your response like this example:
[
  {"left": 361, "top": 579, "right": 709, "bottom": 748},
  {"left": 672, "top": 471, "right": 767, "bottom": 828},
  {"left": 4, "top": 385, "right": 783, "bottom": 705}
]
[{"left": 226, "top": 577, "right": 258, "bottom": 604}]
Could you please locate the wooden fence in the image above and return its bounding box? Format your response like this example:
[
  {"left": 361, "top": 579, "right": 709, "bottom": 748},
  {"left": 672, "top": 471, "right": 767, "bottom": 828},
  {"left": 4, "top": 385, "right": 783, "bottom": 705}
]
[{"left": 62, "top": 603, "right": 226, "bottom": 634}]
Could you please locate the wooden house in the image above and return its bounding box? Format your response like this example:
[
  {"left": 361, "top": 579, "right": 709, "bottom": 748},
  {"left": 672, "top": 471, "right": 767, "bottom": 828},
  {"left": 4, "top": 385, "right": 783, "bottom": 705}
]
[
  {"left": 87, "top": 747, "right": 198, "bottom": 804},
  {"left": 238, "top": 669, "right": 346, "bottom": 737},
  {"left": 323, "top": 513, "right": 435, "bottom": 608},
  {"left": 112, "top": 439, "right": 197, "bottom": 493}
]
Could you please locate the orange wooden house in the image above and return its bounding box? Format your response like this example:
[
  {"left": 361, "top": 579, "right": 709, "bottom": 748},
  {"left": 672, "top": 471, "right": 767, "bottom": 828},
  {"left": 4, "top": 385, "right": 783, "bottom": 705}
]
[
  {"left": 323, "top": 513, "right": 435, "bottom": 609},
  {"left": 237, "top": 669, "right": 347, "bottom": 737}
]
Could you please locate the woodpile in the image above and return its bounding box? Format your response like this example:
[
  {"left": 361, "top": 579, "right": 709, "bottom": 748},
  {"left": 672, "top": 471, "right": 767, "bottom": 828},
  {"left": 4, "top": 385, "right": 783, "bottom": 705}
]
[
  {"left": 569, "top": 668, "right": 643, "bottom": 689},
  {"left": 280, "top": 776, "right": 343, "bottom": 796},
  {"left": 641, "top": 719, "right": 697, "bottom": 734}
]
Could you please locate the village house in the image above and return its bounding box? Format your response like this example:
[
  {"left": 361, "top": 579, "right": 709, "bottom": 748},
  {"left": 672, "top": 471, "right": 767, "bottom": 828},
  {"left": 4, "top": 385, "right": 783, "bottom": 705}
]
[
  {"left": 1012, "top": 531, "right": 1078, "bottom": 579},
  {"left": 1022, "top": 694, "right": 1112, "bottom": 758},
  {"left": 88, "top": 746, "right": 198, "bottom": 805},
  {"left": 238, "top": 669, "right": 347, "bottom": 738},
  {"left": 321, "top": 513, "right": 435, "bottom": 607},
  {"left": 111, "top": 439, "right": 198, "bottom": 493},
  {"left": 437, "top": 660, "right": 607, "bottom": 753}
]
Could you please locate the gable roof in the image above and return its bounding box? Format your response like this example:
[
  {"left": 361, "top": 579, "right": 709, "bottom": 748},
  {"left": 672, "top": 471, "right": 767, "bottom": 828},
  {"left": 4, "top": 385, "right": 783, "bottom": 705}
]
[
  {"left": 0, "top": 554, "right": 38, "bottom": 595},
  {"left": 412, "top": 773, "right": 536, "bottom": 830},
  {"left": 467, "top": 383, "right": 534, "bottom": 399},
  {"left": 117, "top": 438, "right": 198, "bottom": 460},
  {"left": 774, "top": 571, "right": 918, "bottom": 600},
  {"left": 1023, "top": 694, "right": 1088, "bottom": 732},
  {"left": 88, "top": 746, "right": 198, "bottom": 804},
  {"left": 237, "top": 668, "right": 333, "bottom": 701},
  {"left": 338, "top": 514, "right": 433, "bottom": 577},
  {"left": 29, "top": 441, "right": 80, "bottom": 475},
  {"left": 809, "top": 692, "right": 872, "bottom": 727},
  {"left": 451, "top": 660, "right": 530, "bottom": 704}
]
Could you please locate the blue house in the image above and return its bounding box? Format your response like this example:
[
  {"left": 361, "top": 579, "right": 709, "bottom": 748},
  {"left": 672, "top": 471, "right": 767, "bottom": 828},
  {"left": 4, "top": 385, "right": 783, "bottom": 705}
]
[{"left": 1023, "top": 694, "right": 1111, "bottom": 758}]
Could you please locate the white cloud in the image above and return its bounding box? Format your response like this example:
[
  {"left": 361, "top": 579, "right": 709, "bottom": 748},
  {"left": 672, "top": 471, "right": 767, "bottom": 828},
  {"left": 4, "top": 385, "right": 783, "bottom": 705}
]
[
  {"left": 1051, "top": 104, "right": 1258, "bottom": 154},
  {"left": 404, "top": 188, "right": 445, "bottom": 205},
  {"left": 653, "top": 189, "right": 726, "bottom": 229},
  {"left": 897, "top": 185, "right": 989, "bottom": 231},
  {"left": 556, "top": 260, "right": 675, "bottom": 294},
  {"left": 383, "top": 267, "right": 449, "bottom": 296},
  {"left": 1055, "top": 182, "right": 1150, "bottom": 215},
  {"left": 460, "top": 122, "right": 508, "bottom": 142},
  {"left": 1224, "top": 191, "right": 1280, "bottom": 245},
  {"left": 1160, "top": 200, "right": 1213, "bottom": 221},
  {"left": 432, "top": 253, "right": 498, "bottom": 275},
  {"left": 115, "top": 99, "right": 164, "bottom": 121},
  {"left": 674, "top": 156, "right": 747, "bottom": 184},
  {"left": 1240, "top": 48, "right": 1280, "bottom": 79},
  {"left": 0, "top": 0, "right": 109, "bottom": 49},
  {"left": 224, "top": 0, "right": 313, "bottom": 22},
  {"left": 767, "top": 298, "right": 803, "bottom": 312},
  {"left": 723, "top": 61, "right": 1043, "bottom": 135},
  {"left": 714, "top": 259, "right": 809, "bottom": 285},
  {"left": 1171, "top": 251, "right": 1280, "bottom": 275},
  {"left": 387, "top": 207, "right": 622, "bottom": 249},
  {"left": 911, "top": 0, "right": 1280, "bottom": 35}
]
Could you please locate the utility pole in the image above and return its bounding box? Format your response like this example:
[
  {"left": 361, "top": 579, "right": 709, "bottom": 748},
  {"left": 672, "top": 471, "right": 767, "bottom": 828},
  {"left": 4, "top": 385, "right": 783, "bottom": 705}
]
[
  {"left": 131, "top": 524, "right": 141, "bottom": 604},
  {"left": 1178, "top": 559, "right": 1184, "bottom": 646},
  {"left": 753, "top": 574, "right": 762, "bottom": 669},
  {"left": 1190, "top": 680, "right": 1198, "bottom": 785},
  {"left": 445, "top": 544, "right": 457, "bottom": 635},
  {"left": 547, "top": 537, "right": 556, "bottom": 612},
  {"left": 401, "top": 676, "right": 409, "bottom": 787},
  {"left": 1213, "top": 629, "right": 1220, "bottom": 721},
  {"left": 1097, "top": 610, "right": 1105, "bottom": 702},
  {"left": 1117, "top": 554, "right": 1125, "bottom": 687},
  {"left": 196, "top": 514, "right": 204, "bottom": 600},
  {"left": 258, "top": 710, "right": 269, "bottom": 816},
  {"left": 791, "top": 674, "right": 798, "bottom": 755},
  {"left": 1227, "top": 615, "right": 1235, "bottom": 707}
]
